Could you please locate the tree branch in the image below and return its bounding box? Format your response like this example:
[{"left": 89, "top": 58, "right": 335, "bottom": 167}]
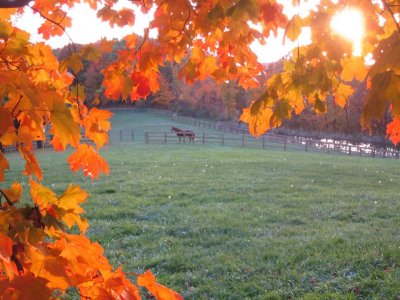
[{"left": 0, "top": 0, "right": 30, "bottom": 8}]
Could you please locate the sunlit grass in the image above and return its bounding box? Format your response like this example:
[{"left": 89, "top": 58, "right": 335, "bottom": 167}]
[{"left": 4, "top": 142, "right": 400, "bottom": 298}]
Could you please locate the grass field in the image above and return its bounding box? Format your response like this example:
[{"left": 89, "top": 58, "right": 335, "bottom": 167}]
[{"left": 4, "top": 111, "right": 400, "bottom": 299}]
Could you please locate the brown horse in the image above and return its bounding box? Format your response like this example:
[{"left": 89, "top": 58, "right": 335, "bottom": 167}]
[{"left": 171, "top": 126, "right": 195, "bottom": 143}]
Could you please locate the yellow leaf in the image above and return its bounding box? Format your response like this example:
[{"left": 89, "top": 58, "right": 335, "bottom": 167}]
[
  {"left": 333, "top": 83, "right": 354, "bottom": 108},
  {"left": 30, "top": 179, "right": 58, "bottom": 209},
  {"left": 50, "top": 99, "right": 80, "bottom": 148},
  {"left": 0, "top": 20, "right": 13, "bottom": 40},
  {"left": 81, "top": 45, "right": 101, "bottom": 61},
  {"left": 190, "top": 47, "right": 204, "bottom": 64},
  {"left": 285, "top": 87, "right": 304, "bottom": 114},
  {"left": 341, "top": 56, "right": 368, "bottom": 82},
  {"left": 240, "top": 93, "right": 274, "bottom": 137},
  {"left": 60, "top": 53, "right": 83, "bottom": 74},
  {"left": 199, "top": 56, "right": 217, "bottom": 79},
  {"left": 58, "top": 185, "right": 88, "bottom": 213},
  {"left": 284, "top": 15, "right": 303, "bottom": 42},
  {"left": 83, "top": 108, "right": 113, "bottom": 149},
  {"left": 61, "top": 213, "right": 89, "bottom": 233},
  {"left": 0, "top": 9, "right": 17, "bottom": 21}
]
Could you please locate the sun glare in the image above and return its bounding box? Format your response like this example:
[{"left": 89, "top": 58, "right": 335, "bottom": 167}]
[{"left": 330, "top": 8, "right": 365, "bottom": 56}]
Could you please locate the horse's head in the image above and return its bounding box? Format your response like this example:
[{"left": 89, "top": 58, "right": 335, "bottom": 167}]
[{"left": 171, "top": 126, "right": 179, "bottom": 132}]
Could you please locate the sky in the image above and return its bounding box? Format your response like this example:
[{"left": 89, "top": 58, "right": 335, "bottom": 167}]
[{"left": 13, "top": 0, "right": 321, "bottom": 63}]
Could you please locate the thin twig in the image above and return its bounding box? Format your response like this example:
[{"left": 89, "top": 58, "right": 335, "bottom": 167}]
[
  {"left": 28, "top": 5, "right": 77, "bottom": 53},
  {"left": 383, "top": 0, "right": 400, "bottom": 32},
  {"left": 11, "top": 95, "right": 23, "bottom": 117},
  {"left": 164, "top": 8, "right": 191, "bottom": 43},
  {"left": 0, "top": 188, "right": 14, "bottom": 206}
]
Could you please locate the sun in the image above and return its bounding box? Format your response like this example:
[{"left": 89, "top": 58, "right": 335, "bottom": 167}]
[{"left": 330, "top": 8, "right": 365, "bottom": 56}]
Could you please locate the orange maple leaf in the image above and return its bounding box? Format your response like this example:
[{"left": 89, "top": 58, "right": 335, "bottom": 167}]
[
  {"left": 68, "top": 144, "right": 109, "bottom": 179},
  {"left": 19, "top": 146, "right": 42, "bottom": 180},
  {"left": 0, "top": 152, "right": 9, "bottom": 182},
  {"left": 0, "top": 272, "right": 52, "bottom": 299},
  {"left": 130, "top": 71, "right": 160, "bottom": 100},
  {"left": 97, "top": 6, "right": 135, "bottom": 28},
  {"left": 387, "top": 117, "right": 400, "bottom": 145},
  {"left": 51, "top": 234, "right": 112, "bottom": 285},
  {"left": 83, "top": 108, "right": 113, "bottom": 149},
  {"left": 26, "top": 246, "right": 70, "bottom": 291},
  {"left": 0, "top": 233, "right": 13, "bottom": 262},
  {"left": 137, "top": 270, "right": 183, "bottom": 300},
  {"left": 102, "top": 64, "right": 133, "bottom": 100},
  {"left": 0, "top": 107, "right": 13, "bottom": 137}
]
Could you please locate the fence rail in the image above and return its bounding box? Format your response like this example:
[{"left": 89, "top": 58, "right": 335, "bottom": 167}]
[
  {"left": 170, "top": 114, "right": 400, "bottom": 159},
  {"left": 106, "top": 130, "right": 400, "bottom": 159}
]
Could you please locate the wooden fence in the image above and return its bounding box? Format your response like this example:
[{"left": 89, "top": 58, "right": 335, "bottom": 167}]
[
  {"left": 106, "top": 130, "right": 400, "bottom": 159},
  {"left": 169, "top": 114, "right": 400, "bottom": 159}
]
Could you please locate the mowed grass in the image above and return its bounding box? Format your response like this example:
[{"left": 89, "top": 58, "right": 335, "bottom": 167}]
[{"left": 4, "top": 111, "right": 400, "bottom": 299}]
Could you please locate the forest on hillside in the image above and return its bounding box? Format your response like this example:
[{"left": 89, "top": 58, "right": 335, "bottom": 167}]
[{"left": 55, "top": 39, "right": 391, "bottom": 144}]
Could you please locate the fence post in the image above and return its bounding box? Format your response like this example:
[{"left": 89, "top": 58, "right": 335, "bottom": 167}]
[
  {"left": 120, "top": 130, "right": 122, "bottom": 142},
  {"left": 305, "top": 141, "right": 308, "bottom": 152},
  {"left": 145, "top": 132, "right": 149, "bottom": 143},
  {"left": 327, "top": 143, "right": 330, "bottom": 154},
  {"left": 222, "top": 134, "right": 224, "bottom": 145},
  {"left": 348, "top": 145, "right": 352, "bottom": 155},
  {"left": 164, "top": 132, "right": 167, "bottom": 143},
  {"left": 262, "top": 137, "right": 265, "bottom": 149},
  {"left": 131, "top": 130, "right": 134, "bottom": 142},
  {"left": 372, "top": 149, "right": 375, "bottom": 157},
  {"left": 284, "top": 138, "right": 287, "bottom": 151},
  {"left": 242, "top": 134, "right": 245, "bottom": 147},
  {"left": 202, "top": 133, "right": 205, "bottom": 144}
]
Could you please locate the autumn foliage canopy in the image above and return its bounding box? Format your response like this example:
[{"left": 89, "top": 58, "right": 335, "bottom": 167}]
[{"left": 0, "top": 0, "right": 399, "bottom": 298}]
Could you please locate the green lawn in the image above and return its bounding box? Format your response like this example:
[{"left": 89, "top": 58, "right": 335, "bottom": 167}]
[{"left": 3, "top": 111, "right": 400, "bottom": 299}]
